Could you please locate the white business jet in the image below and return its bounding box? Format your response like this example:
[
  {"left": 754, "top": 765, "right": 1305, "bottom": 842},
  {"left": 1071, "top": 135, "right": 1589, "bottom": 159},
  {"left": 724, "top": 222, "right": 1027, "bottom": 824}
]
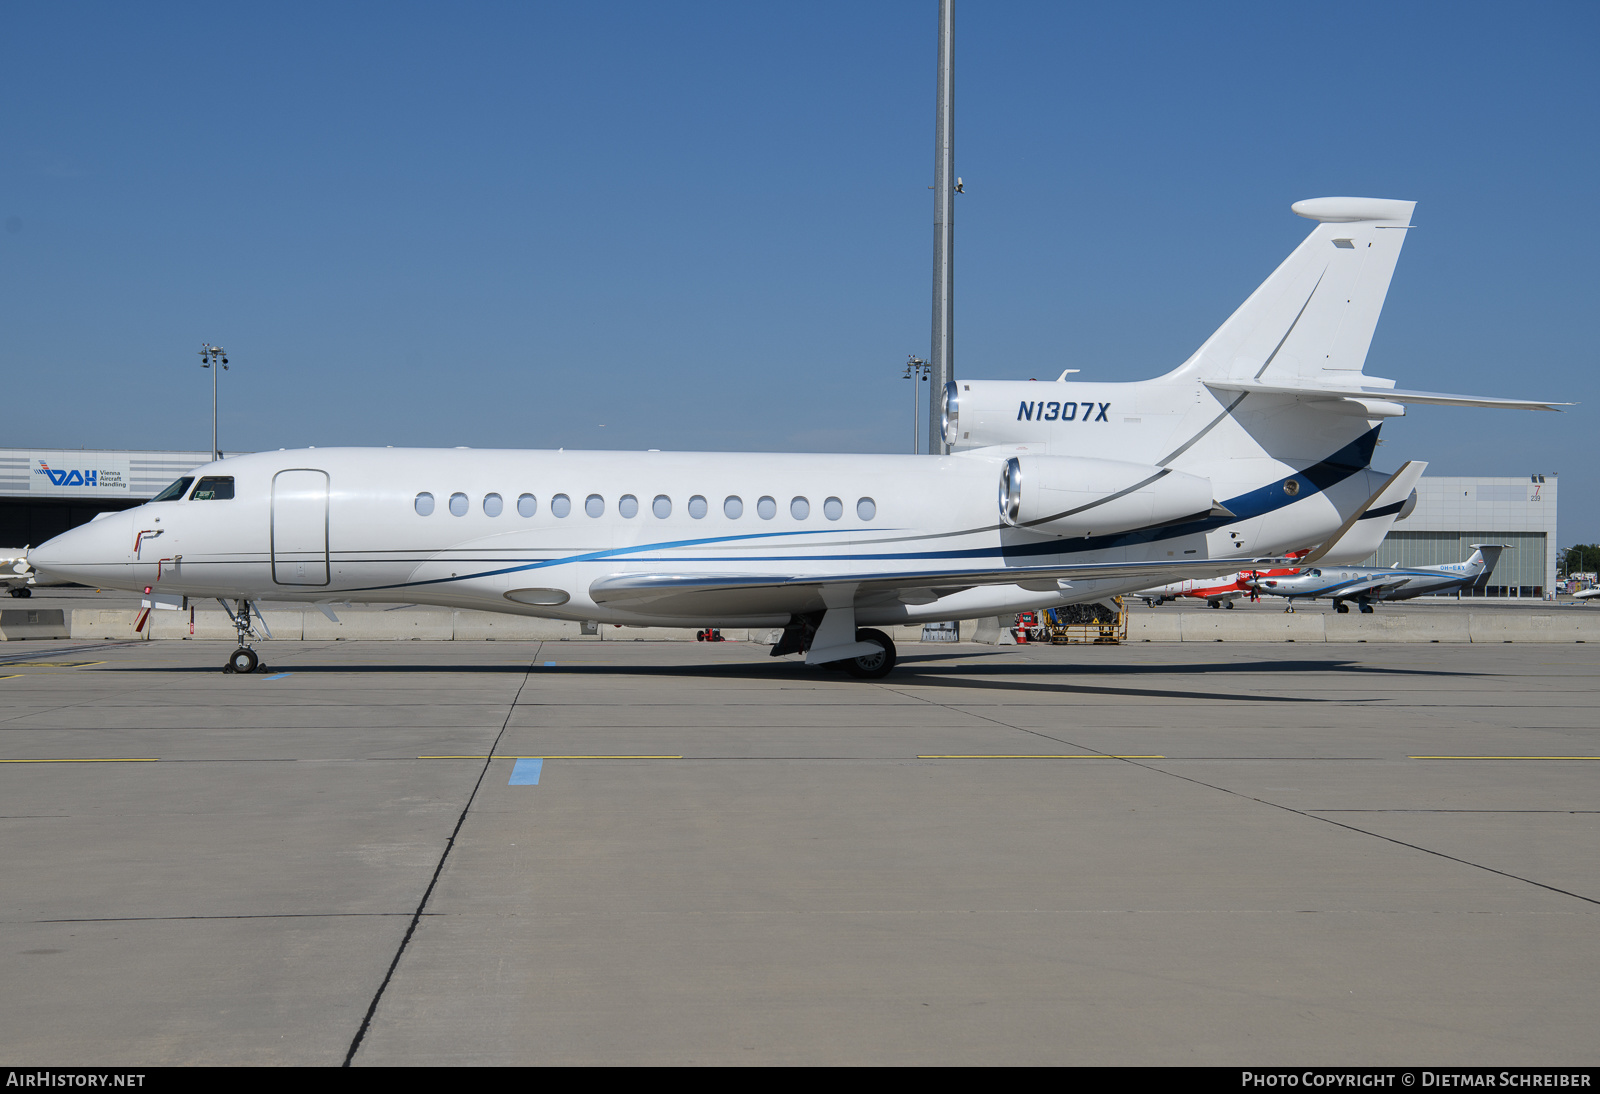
[{"left": 29, "top": 198, "right": 1564, "bottom": 675}]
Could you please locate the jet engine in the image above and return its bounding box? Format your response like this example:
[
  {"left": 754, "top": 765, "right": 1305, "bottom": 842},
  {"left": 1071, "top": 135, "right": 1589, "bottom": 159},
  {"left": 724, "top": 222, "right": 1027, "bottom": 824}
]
[
  {"left": 944, "top": 379, "right": 1124, "bottom": 449},
  {"left": 998, "top": 455, "right": 1219, "bottom": 538}
]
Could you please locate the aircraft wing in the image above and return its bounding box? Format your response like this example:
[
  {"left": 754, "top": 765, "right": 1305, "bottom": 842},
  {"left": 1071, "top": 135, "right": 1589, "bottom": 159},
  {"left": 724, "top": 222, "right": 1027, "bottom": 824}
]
[
  {"left": 1329, "top": 576, "right": 1412, "bottom": 599},
  {"left": 589, "top": 555, "right": 1298, "bottom": 616}
]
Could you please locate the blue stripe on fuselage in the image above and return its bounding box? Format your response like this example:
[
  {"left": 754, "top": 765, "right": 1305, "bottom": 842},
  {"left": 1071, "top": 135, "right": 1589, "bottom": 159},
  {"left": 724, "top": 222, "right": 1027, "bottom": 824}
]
[{"left": 348, "top": 428, "right": 1381, "bottom": 591}]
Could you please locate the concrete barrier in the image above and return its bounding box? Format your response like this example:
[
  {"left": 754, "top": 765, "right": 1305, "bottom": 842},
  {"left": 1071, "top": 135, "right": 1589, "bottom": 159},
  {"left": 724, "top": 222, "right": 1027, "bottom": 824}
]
[
  {"left": 1128, "top": 613, "right": 1183, "bottom": 642},
  {"left": 0, "top": 608, "right": 71, "bottom": 640},
  {"left": 1324, "top": 612, "right": 1472, "bottom": 643},
  {"left": 148, "top": 610, "right": 304, "bottom": 641},
  {"left": 303, "top": 610, "right": 453, "bottom": 641},
  {"left": 54, "top": 605, "right": 1600, "bottom": 645},
  {"left": 599, "top": 625, "right": 753, "bottom": 642},
  {"left": 1468, "top": 612, "right": 1600, "bottom": 643},
  {"left": 1181, "top": 611, "right": 1325, "bottom": 642},
  {"left": 454, "top": 612, "right": 588, "bottom": 641},
  {"left": 70, "top": 609, "right": 138, "bottom": 639}
]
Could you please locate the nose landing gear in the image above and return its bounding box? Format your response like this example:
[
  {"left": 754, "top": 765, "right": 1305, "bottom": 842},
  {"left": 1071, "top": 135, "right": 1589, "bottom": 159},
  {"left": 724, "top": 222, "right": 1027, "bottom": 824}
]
[{"left": 220, "top": 598, "right": 271, "bottom": 674}]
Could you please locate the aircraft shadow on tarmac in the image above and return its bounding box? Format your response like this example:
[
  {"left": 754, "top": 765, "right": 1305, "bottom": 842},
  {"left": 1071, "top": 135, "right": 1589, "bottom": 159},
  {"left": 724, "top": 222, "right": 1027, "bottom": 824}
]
[{"left": 100, "top": 650, "right": 1487, "bottom": 704}]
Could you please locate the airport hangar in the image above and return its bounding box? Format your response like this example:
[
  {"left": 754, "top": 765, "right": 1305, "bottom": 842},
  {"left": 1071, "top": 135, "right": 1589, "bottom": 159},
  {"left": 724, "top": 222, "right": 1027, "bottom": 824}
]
[{"left": 0, "top": 446, "right": 1561, "bottom": 597}]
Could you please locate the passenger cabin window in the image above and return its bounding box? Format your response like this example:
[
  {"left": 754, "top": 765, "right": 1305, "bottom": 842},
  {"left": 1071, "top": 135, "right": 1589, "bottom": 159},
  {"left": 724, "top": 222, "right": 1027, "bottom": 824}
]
[
  {"left": 652, "top": 495, "right": 672, "bottom": 518},
  {"left": 517, "top": 493, "right": 537, "bottom": 517},
  {"left": 757, "top": 496, "right": 776, "bottom": 520},
  {"left": 151, "top": 477, "right": 195, "bottom": 502},
  {"left": 415, "top": 492, "right": 435, "bottom": 516},
  {"left": 619, "top": 494, "right": 639, "bottom": 518},
  {"left": 688, "top": 495, "right": 708, "bottom": 519},
  {"left": 790, "top": 496, "right": 810, "bottom": 520},
  {"left": 824, "top": 496, "right": 843, "bottom": 521},
  {"left": 856, "top": 497, "right": 876, "bottom": 520},
  {"left": 483, "top": 493, "right": 503, "bottom": 517},
  {"left": 551, "top": 494, "right": 572, "bottom": 518},
  {"left": 449, "top": 492, "right": 469, "bottom": 517},
  {"left": 190, "top": 476, "right": 234, "bottom": 500},
  {"left": 585, "top": 494, "right": 605, "bottom": 518},
  {"left": 724, "top": 495, "right": 743, "bottom": 519}
]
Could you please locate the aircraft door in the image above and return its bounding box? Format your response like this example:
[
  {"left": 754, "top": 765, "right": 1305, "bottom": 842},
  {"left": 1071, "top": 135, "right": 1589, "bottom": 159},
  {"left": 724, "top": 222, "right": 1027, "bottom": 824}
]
[{"left": 272, "top": 469, "right": 330, "bottom": 586}]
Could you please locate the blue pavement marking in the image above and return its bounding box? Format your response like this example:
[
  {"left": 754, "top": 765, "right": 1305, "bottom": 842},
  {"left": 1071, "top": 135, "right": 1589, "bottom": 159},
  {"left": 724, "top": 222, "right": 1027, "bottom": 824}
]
[
  {"left": 509, "top": 758, "right": 543, "bottom": 785},
  {"left": 262, "top": 673, "right": 294, "bottom": 681},
  {"left": 543, "top": 661, "right": 556, "bottom": 667}
]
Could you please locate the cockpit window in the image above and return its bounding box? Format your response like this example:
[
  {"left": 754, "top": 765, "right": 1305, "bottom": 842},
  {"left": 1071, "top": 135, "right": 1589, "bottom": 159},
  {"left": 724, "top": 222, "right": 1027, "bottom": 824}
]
[
  {"left": 190, "top": 476, "right": 234, "bottom": 500},
  {"left": 151, "top": 477, "right": 195, "bottom": 502}
]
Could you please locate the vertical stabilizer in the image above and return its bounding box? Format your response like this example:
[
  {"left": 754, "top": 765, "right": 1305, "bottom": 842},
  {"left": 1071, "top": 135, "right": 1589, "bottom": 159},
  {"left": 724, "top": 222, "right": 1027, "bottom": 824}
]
[
  {"left": 1179, "top": 197, "right": 1415, "bottom": 386},
  {"left": 1466, "top": 543, "right": 1508, "bottom": 577}
]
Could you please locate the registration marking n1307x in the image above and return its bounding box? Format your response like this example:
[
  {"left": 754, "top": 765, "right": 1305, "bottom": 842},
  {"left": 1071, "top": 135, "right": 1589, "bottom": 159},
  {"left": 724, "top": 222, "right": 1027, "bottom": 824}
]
[{"left": 1018, "top": 401, "right": 1110, "bottom": 422}]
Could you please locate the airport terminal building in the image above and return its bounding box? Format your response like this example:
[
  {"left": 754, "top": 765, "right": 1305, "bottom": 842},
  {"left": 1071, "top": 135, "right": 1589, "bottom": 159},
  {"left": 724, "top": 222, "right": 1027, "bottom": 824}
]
[{"left": 0, "top": 447, "right": 1561, "bottom": 597}]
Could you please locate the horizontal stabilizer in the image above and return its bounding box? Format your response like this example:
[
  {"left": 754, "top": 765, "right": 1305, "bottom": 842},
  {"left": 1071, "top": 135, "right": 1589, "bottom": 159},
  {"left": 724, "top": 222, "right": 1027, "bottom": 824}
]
[{"left": 1204, "top": 379, "right": 1570, "bottom": 412}]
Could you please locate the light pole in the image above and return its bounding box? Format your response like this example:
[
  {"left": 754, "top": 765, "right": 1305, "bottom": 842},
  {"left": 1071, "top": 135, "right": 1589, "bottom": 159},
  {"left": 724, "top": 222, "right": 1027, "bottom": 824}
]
[
  {"left": 927, "top": 0, "right": 955, "bottom": 454},
  {"left": 904, "top": 355, "right": 931, "bottom": 453},
  {"left": 199, "top": 343, "right": 229, "bottom": 461}
]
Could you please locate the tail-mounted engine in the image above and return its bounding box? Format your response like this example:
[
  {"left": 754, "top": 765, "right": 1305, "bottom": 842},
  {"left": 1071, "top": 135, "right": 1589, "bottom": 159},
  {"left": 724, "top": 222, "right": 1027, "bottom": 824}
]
[
  {"left": 945, "top": 379, "right": 1124, "bottom": 450},
  {"left": 998, "top": 454, "right": 1220, "bottom": 539}
]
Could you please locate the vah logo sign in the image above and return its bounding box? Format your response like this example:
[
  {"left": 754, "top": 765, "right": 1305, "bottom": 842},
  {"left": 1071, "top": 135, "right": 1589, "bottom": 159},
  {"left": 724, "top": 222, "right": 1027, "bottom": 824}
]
[{"left": 29, "top": 452, "right": 132, "bottom": 496}]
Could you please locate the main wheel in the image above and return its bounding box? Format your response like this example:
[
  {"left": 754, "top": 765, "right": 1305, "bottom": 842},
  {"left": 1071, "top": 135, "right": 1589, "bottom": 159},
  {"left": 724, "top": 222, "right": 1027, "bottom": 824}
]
[
  {"left": 1359, "top": 603, "right": 1375, "bottom": 614},
  {"left": 844, "top": 628, "right": 896, "bottom": 679},
  {"left": 9, "top": 587, "right": 31, "bottom": 598},
  {"left": 226, "top": 647, "right": 258, "bottom": 674},
  {"left": 1336, "top": 602, "right": 1350, "bottom": 614},
  {"left": 1210, "top": 601, "right": 1221, "bottom": 609},
  {"left": 1224, "top": 601, "right": 1234, "bottom": 609}
]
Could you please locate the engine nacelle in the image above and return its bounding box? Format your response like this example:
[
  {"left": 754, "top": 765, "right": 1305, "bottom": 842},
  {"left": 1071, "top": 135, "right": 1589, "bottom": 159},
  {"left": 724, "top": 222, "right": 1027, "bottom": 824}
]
[
  {"left": 944, "top": 379, "right": 1126, "bottom": 450},
  {"left": 998, "top": 455, "right": 1218, "bottom": 538}
]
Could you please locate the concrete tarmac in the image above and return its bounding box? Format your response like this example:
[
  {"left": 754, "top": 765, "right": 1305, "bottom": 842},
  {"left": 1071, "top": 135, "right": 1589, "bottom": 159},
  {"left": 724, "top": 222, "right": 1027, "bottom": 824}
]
[{"left": 1, "top": 638, "right": 1596, "bottom": 1065}]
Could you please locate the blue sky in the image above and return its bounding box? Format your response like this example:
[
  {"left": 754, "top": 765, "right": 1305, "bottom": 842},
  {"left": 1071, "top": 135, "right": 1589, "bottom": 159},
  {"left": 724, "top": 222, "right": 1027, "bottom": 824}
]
[{"left": 3, "top": 2, "right": 1596, "bottom": 539}]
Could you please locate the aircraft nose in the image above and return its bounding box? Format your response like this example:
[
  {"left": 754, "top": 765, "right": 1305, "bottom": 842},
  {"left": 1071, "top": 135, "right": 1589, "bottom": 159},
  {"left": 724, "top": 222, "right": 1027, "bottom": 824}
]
[{"left": 30, "top": 513, "right": 130, "bottom": 588}]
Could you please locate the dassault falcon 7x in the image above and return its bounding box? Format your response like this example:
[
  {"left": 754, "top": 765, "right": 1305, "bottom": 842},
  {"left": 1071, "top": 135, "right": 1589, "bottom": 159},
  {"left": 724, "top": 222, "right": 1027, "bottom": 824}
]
[{"left": 29, "top": 198, "right": 1565, "bottom": 676}]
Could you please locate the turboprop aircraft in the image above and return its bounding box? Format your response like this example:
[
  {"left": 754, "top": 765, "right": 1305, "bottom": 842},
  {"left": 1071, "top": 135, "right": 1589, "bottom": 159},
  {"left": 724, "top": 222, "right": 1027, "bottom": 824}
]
[
  {"left": 27, "top": 197, "right": 1565, "bottom": 676},
  {"left": 1137, "top": 550, "right": 1312, "bottom": 608},
  {"left": 1251, "top": 544, "right": 1508, "bottom": 612}
]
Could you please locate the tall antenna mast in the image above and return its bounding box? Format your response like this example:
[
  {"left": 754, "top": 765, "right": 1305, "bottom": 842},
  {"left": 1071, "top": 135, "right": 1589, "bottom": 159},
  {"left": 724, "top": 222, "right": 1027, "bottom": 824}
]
[{"left": 928, "top": 0, "right": 955, "bottom": 454}]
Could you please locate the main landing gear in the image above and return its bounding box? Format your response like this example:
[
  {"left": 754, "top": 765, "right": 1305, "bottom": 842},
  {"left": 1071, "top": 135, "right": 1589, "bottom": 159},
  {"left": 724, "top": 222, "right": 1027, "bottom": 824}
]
[
  {"left": 219, "top": 598, "right": 271, "bottom": 675},
  {"left": 770, "top": 614, "right": 898, "bottom": 679},
  {"left": 835, "top": 628, "right": 897, "bottom": 679}
]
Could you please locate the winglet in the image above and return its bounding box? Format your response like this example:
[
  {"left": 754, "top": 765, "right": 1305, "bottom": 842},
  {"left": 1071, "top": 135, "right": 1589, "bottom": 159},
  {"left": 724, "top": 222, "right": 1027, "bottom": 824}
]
[{"left": 1301, "top": 461, "right": 1427, "bottom": 565}]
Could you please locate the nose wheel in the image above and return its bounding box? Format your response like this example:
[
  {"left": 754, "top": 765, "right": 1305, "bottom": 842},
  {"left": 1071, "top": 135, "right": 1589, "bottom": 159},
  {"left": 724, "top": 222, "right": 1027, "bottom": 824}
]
[{"left": 219, "top": 598, "right": 270, "bottom": 674}]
